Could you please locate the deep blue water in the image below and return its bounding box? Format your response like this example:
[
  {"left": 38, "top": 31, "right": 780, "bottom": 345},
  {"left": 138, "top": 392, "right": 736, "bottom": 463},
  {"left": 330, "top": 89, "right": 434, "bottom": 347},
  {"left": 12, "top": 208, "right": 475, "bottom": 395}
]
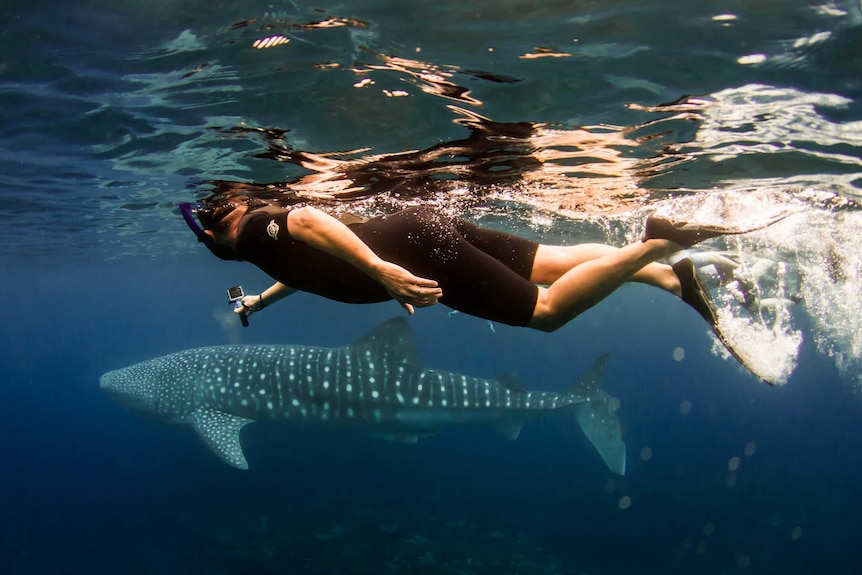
[{"left": 3, "top": 1, "right": 862, "bottom": 573}]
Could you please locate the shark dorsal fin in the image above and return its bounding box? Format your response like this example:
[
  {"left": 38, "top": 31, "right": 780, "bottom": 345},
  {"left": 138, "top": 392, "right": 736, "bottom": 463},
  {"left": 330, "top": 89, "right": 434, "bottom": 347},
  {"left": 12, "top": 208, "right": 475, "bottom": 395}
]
[
  {"left": 348, "top": 318, "right": 422, "bottom": 367},
  {"left": 189, "top": 407, "right": 254, "bottom": 470},
  {"left": 497, "top": 372, "right": 526, "bottom": 393}
]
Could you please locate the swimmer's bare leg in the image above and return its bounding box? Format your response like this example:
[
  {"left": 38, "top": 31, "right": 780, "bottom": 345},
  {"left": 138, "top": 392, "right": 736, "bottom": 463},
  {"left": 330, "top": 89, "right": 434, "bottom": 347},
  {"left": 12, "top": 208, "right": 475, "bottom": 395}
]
[
  {"left": 529, "top": 238, "right": 678, "bottom": 332},
  {"left": 531, "top": 244, "right": 680, "bottom": 294}
]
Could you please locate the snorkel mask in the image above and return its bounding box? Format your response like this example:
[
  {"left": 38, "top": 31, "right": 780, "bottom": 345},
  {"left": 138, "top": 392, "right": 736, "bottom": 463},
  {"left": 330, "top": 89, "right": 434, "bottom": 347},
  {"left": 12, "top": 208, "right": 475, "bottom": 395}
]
[{"left": 178, "top": 202, "right": 242, "bottom": 261}]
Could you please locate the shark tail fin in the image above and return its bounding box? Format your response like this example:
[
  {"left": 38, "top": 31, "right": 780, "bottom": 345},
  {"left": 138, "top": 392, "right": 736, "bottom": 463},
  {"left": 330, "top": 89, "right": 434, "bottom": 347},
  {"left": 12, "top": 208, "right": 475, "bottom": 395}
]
[
  {"left": 569, "top": 354, "right": 627, "bottom": 476},
  {"left": 568, "top": 352, "right": 609, "bottom": 399}
]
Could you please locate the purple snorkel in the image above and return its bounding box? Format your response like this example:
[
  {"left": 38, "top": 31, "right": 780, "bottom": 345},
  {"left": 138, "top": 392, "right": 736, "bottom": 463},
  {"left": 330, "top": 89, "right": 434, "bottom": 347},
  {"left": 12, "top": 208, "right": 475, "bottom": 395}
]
[
  {"left": 178, "top": 202, "right": 214, "bottom": 249},
  {"left": 178, "top": 202, "right": 242, "bottom": 261}
]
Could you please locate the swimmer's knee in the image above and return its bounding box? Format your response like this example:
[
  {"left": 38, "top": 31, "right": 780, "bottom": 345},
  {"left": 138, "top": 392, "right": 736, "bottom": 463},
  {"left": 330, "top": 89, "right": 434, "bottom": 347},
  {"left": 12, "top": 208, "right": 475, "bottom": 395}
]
[
  {"left": 528, "top": 296, "right": 566, "bottom": 332},
  {"left": 529, "top": 289, "right": 583, "bottom": 332}
]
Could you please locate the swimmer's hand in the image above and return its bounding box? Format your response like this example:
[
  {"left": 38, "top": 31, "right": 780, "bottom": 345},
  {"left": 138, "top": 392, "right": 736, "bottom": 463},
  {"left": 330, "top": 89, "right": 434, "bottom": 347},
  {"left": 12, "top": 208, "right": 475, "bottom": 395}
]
[
  {"left": 374, "top": 261, "right": 442, "bottom": 315},
  {"left": 235, "top": 294, "right": 267, "bottom": 317}
]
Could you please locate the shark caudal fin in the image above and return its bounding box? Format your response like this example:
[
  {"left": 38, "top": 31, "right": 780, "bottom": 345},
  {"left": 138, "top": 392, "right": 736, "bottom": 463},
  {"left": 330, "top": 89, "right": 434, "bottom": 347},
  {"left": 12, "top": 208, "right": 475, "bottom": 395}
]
[{"left": 569, "top": 354, "right": 627, "bottom": 476}]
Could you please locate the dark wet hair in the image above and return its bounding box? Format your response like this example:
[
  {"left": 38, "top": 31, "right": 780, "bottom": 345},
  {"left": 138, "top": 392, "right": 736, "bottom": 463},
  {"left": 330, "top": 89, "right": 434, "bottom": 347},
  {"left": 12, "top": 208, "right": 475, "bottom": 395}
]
[
  {"left": 197, "top": 195, "right": 271, "bottom": 232},
  {"left": 191, "top": 195, "right": 272, "bottom": 261},
  {"left": 197, "top": 202, "right": 238, "bottom": 231}
]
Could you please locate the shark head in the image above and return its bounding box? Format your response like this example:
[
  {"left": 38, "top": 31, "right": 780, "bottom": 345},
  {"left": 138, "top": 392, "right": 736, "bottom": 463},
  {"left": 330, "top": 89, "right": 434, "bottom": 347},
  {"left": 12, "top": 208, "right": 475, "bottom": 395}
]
[
  {"left": 100, "top": 351, "right": 200, "bottom": 422},
  {"left": 100, "top": 364, "right": 161, "bottom": 413}
]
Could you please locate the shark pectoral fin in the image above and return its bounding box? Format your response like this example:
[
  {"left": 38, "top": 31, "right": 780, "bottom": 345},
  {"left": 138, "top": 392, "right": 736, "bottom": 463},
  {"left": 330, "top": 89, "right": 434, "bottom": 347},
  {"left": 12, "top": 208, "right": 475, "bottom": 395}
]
[
  {"left": 498, "top": 423, "right": 523, "bottom": 440},
  {"left": 369, "top": 431, "right": 423, "bottom": 444},
  {"left": 575, "top": 390, "right": 626, "bottom": 476},
  {"left": 189, "top": 407, "right": 254, "bottom": 470}
]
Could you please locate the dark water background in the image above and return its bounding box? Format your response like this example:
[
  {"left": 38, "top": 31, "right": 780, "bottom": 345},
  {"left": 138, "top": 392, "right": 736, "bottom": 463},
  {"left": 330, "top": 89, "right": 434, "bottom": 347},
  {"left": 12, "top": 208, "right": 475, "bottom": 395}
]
[{"left": 2, "top": 1, "right": 862, "bottom": 573}]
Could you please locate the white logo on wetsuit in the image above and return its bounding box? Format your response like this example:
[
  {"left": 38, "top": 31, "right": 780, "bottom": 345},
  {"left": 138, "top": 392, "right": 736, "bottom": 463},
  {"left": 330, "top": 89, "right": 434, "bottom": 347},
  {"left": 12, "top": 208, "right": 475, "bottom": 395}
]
[{"left": 267, "top": 219, "right": 280, "bottom": 240}]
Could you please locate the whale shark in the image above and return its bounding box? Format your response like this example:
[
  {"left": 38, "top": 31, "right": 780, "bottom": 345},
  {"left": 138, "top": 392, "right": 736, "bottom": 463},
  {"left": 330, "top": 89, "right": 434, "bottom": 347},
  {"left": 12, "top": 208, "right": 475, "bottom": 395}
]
[{"left": 100, "top": 318, "right": 626, "bottom": 474}]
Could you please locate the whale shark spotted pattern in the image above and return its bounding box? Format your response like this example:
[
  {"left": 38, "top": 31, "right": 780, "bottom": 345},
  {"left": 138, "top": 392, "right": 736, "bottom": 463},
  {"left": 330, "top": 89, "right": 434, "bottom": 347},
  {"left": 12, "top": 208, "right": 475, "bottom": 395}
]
[{"left": 100, "top": 318, "right": 626, "bottom": 474}]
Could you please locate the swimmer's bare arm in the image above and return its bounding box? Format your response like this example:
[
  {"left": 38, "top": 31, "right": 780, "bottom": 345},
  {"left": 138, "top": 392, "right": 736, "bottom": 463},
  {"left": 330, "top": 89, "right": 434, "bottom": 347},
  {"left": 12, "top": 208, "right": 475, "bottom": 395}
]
[
  {"left": 287, "top": 205, "right": 442, "bottom": 313},
  {"left": 238, "top": 282, "right": 296, "bottom": 317}
]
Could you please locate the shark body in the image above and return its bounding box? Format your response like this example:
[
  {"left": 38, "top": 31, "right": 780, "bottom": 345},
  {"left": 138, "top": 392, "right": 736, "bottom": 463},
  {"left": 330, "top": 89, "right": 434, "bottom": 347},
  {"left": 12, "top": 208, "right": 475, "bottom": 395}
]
[{"left": 100, "top": 318, "right": 626, "bottom": 474}]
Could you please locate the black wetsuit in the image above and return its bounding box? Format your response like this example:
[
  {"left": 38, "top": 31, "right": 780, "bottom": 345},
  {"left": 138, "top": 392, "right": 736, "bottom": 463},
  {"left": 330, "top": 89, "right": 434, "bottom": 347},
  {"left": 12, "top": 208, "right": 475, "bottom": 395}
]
[{"left": 235, "top": 206, "right": 540, "bottom": 326}]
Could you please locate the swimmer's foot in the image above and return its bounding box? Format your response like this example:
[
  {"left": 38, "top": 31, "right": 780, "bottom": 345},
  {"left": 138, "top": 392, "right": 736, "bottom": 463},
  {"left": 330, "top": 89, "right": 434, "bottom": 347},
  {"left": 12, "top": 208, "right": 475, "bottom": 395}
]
[
  {"left": 673, "top": 258, "right": 760, "bottom": 382},
  {"left": 644, "top": 209, "right": 793, "bottom": 249},
  {"left": 729, "top": 270, "right": 758, "bottom": 308},
  {"left": 644, "top": 216, "right": 727, "bottom": 248}
]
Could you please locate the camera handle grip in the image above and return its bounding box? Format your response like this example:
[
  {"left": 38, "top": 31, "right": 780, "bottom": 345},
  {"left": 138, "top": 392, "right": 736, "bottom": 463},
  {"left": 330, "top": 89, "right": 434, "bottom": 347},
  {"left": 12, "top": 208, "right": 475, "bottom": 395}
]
[{"left": 234, "top": 301, "right": 250, "bottom": 327}]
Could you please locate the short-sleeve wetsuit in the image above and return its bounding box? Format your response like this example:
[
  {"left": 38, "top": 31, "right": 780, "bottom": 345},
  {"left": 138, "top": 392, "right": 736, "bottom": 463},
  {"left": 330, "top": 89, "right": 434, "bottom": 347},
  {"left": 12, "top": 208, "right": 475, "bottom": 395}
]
[{"left": 234, "top": 206, "right": 540, "bottom": 326}]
